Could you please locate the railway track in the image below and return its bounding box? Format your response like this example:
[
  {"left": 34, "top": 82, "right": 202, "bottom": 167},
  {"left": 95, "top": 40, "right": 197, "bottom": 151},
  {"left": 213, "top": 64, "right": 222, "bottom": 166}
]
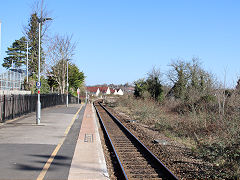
[{"left": 94, "top": 101, "right": 178, "bottom": 180}]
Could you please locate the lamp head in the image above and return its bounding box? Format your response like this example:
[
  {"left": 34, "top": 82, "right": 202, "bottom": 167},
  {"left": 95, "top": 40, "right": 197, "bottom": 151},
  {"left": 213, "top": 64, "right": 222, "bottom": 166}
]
[{"left": 38, "top": 17, "right": 53, "bottom": 23}]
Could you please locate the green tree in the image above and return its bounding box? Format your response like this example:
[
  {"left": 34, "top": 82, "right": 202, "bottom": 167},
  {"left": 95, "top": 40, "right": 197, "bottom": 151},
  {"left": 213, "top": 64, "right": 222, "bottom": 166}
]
[
  {"left": 168, "top": 58, "right": 214, "bottom": 102},
  {"left": 188, "top": 59, "right": 213, "bottom": 94},
  {"left": 2, "top": 37, "right": 27, "bottom": 69},
  {"left": 47, "top": 62, "right": 85, "bottom": 95},
  {"left": 24, "top": 74, "right": 50, "bottom": 94},
  {"left": 168, "top": 60, "right": 189, "bottom": 99},
  {"left": 134, "top": 79, "right": 147, "bottom": 98},
  {"left": 146, "top": 67, "right": 164, "bottom": 101},
  {"left": 68, "top": 63, "right": 85, "bottom": 92},
  {"left": 25, "top": 13, "right": 47, "bottom": 74},
  {"left": 47, "top": 75, "right": 58, "bottom": 93}
]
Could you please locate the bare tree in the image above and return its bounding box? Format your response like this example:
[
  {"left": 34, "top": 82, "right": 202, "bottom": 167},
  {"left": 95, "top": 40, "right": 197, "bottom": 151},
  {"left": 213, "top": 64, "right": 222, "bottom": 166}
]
[
  {"left": 216, "top": 69, "right": 227, "bottom": 119},
  {"left": 47, "top": 34, "right": 76, "bottom": 94}
]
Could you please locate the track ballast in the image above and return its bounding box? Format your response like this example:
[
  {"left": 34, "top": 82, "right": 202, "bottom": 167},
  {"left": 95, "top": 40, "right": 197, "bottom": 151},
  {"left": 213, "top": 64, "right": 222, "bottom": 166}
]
[{"left": 94, "top": 101, "right": 178, "bottom": 180}]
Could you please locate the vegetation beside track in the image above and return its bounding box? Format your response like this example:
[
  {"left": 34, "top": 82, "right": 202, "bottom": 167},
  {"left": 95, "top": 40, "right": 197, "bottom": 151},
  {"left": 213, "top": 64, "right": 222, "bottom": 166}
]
[
  {"left": 107, "top": 95, "right": 239, "bottom": 179},
  {"left": 106, "top": 58, "right": 240, "bottom": 179}
]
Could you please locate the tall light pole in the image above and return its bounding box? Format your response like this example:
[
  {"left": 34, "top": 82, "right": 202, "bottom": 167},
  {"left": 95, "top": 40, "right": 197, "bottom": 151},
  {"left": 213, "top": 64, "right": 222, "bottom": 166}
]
[
  {"left": 66, "top": 59, "right": 69, "bottom": 107},
  {"left": 26, "top": 41, "right": 28, "bottom": 83},
  {"left": 36, "top": 17, "right": 52, "bottom": 125},
  {"left": 0, "top": 21, "right": 1, "bottom": 62}
]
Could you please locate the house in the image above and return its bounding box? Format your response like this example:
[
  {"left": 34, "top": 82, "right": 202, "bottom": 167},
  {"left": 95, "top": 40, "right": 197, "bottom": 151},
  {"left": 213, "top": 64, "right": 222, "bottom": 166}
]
[
  {"left": 106, "top": 87, "right": 111, "bottom": 95},
  {"left": 86, "top": 86, "right": 124, "bottom": 96},
  {"left": 96, "top": 88, "right": 100, "bottom": 96},
  {"left": 113, "top": 89, "right": 118, "bottom": 95},
  {"left": 117, "top": 89, "right": 124, "bottom": 95},
  {"left": 114, "top": 89, "right": 124, "bottom": 95},
  {"left": 86, "top": 86, "right": 114, "bottom": 96}
]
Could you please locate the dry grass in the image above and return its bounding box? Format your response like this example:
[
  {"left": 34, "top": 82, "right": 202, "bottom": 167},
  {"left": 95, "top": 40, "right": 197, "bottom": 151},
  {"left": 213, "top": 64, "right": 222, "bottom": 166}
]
[{"left": 108, "top": 94, "right": 240, "bottom": 179}]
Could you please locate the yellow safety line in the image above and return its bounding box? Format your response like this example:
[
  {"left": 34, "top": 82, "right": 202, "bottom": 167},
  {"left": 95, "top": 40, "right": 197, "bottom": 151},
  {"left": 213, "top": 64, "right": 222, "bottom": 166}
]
[{"left": 36, "top": 105, "right": 83, "bottom": 180}]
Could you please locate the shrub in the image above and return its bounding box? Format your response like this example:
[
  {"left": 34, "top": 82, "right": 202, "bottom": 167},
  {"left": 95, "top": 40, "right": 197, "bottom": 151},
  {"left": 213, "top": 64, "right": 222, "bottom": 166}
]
[{"left": 113, "top": 93, "right": 239, "bottom": 178}]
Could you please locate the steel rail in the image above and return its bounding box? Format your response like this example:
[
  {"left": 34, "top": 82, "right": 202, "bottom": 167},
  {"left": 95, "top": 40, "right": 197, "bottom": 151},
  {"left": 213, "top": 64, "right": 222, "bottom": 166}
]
[
  {"left": 94, "top": 102, "right": 128, "bottom": 180},
  {"left": 99, "top": 102, "right": 178, "bottom": 179},
  {"left": 94, "top": 101, "right": 178, "bottom": 179}
]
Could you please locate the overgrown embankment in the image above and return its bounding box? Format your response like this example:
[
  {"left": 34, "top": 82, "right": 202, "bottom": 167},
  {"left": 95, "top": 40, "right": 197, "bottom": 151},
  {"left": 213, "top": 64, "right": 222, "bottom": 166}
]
[{"left": 108, "top": 94, "right": 239, "bottom": 179}]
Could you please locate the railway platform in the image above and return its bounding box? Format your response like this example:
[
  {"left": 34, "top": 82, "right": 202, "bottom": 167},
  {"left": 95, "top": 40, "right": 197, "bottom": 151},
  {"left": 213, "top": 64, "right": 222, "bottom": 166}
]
[
  {"left": 0, "top": 103, "right": 109, "bottom": 180},
  {"left": 68, "top": 103, "right": 109, "bottom": 180}
]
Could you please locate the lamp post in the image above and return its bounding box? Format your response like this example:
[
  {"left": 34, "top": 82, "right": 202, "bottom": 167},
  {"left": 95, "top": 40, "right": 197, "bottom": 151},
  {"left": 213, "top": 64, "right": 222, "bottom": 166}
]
[
  {"left": 36, "top": 17, "right": 52, "bottom": 125},
  {"left": 66, "top": 59, "right": 69, "bottom": 107},
  {"left": 26, "top": 41, "right": 28, "bottom": 83},
  {"left": 0, "top": 21, "right": 1, "bottom": 61}
]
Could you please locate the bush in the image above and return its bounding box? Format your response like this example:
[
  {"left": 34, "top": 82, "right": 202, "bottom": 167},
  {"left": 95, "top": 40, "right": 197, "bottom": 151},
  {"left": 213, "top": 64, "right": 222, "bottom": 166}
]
[
  {"left": 113, "top": 93, "right": 240, "bottom": 178},
  {"left": 134, "top": 67, "right": 164, "bottom": 102},
  {"left": 197, "top": 138, "right": 240, "bottom": 179},
  {"left": 24, "top": 74, "right": 50, "bottom": 94}
]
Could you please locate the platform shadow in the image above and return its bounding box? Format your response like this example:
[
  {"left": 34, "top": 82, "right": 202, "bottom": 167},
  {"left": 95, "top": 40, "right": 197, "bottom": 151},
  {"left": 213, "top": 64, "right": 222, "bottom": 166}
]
[{"left": 14, "top": 154, "right": 71, "bottom": 171}]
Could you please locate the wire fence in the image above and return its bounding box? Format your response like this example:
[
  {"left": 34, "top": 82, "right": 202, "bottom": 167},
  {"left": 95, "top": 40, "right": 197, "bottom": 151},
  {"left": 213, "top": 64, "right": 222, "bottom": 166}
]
[{"left": 0, "top": 94, "right": 81, "bottom": 123}]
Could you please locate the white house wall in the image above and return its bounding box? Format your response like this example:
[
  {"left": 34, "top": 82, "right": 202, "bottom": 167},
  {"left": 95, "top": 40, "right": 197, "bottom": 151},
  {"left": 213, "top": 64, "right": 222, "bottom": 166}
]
[
  {"left": 106, "top": 87, "right": 111, "bottom": 95},
  {"left": 113, "top": 90, "right": 118, "bottom": 95},
  {"left": 117, "top": 89, "right": 124, "bottom": 95},
  {"left": 96, "top": 88, "right": 100, "bottom": 96}
]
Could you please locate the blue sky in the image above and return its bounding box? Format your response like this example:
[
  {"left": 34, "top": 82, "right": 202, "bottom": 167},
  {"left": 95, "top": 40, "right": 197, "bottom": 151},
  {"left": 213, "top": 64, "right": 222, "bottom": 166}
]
[{"left": 0, "top": 0, "right": 240, "bottom": 87}]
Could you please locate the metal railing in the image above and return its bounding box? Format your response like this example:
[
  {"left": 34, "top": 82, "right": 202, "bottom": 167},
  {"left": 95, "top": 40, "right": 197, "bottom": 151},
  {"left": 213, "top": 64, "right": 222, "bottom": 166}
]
[{"left": 0, "top": 94, "right": 80, "bottom": 123}]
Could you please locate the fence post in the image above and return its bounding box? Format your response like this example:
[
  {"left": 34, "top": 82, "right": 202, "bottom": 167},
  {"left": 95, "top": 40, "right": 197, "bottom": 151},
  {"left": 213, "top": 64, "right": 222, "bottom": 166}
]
[{"left": 3, "top": 95, "right": 5, "bottom": 123}]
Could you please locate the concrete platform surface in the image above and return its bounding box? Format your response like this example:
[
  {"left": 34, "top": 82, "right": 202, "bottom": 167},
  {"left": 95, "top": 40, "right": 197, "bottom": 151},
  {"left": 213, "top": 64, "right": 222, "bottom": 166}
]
[
  {"left": 0, "top": 104, "right": 86, "bottom": 180},
  {"left": 0, "top": 104, "right": 81, "bottom": 145},
  {"left": 68, "top": 104, "right": 109, "bottom": 180},
  {"left": 0, "top": 103, "right": 109, "bottom": 180}
]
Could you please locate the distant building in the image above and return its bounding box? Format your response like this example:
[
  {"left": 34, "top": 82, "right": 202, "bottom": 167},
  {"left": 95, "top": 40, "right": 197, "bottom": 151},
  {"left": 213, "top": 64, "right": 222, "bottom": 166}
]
[
  {"left": 86, "top": 86, "right": 124, "bottom": 96},
  {"left": 0, "top": 68, "right": 26, "bottom": 90},
  {"left": 106, "top": 87, "right": 111, "bottom": 95},
  {"left": 113, "top": 89, "right": 118, "bottom": 95},
  {"left": 117, "top": 89, "right": 124, "bottom": 95},
  {"left": 113, "top": 88, "right": 124, "bottom": 95}
]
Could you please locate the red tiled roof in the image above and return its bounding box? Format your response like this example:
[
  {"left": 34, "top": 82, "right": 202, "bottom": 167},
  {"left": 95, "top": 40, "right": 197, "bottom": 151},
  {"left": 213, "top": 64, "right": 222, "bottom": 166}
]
[
  {"left": 99, "top": 87, "right": 108, "bottom": 93},
  {"left": 110, "top": 88, "right": 115, "bottom": 93},
  {"left": 86, "top": 86, "right": 99, "bottom": 93},
  {"left": 86, "top": 86, "right": 115, "bottom": 93}
]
